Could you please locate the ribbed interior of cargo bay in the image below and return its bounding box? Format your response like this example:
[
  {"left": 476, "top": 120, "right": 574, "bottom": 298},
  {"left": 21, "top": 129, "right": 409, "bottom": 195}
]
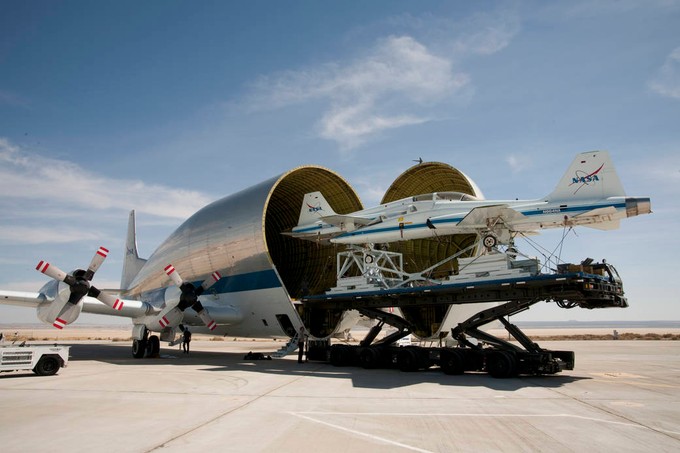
[{"left": 264, "top": 167, "right": 362, "bottom": 298}]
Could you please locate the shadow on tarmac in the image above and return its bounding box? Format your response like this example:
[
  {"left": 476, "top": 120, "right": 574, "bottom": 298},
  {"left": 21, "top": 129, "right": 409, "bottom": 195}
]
[{"left": 59, "top": 341, "right": 590, "bottom": 391}]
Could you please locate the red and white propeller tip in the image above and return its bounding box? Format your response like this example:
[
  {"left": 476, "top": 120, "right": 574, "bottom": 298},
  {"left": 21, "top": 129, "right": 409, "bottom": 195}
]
[
  {"left": 97, "top": 292, "right": 124, "bottom": 311},
  {"left": 87, "top": 246, "right": 109, "bottom": 276},
  {"left": 201, "top": 271, "right": 222, "bottom": 292},
  {"left": 36, "top": 261, "right": 68, "bottom": 282},
  {"left": 164, "top": 264, "right": 184, "bottom": 287}
]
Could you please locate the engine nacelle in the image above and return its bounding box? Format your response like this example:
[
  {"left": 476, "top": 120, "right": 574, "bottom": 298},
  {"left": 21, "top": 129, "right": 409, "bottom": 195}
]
[{"left": 36, "top": 281, "right": 83, "bottom": 327}]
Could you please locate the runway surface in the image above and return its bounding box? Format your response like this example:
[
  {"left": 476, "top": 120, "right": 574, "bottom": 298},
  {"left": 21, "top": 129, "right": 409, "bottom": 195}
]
[{"left": 1, "top": 340, "right": 678, "bottom": 452}]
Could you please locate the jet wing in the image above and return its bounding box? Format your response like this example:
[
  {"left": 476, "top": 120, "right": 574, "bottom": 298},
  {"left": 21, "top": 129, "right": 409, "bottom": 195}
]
[
  {"left": 456, "top": 205, "right": 527, "bottom": 228},
  {"left": 320, "top": 214, "right": 377, "bottom": 227}
]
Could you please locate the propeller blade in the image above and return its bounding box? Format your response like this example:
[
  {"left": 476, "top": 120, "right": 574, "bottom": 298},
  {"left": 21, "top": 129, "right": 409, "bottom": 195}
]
[
  {"left": 85, "top": 246, "right": 109, "bottom": 280},
  {"left": 36, "top": 261, "right": 69, "bottom": 282},
  {"left": 89, "top": 287, "right": 124, "bottom": 311},
  {"left": 158, "top": 306, "right": 184, "bottom": 329},
  {"left": 196, "top": 308, "right": 217, "bottom": 331},
  {"left": 199, "top": 271, "right": 222, "bottom": 293},
  {"left": 191, "top": 300, "right": 217, "bottom": 331},
  {"left": 164, "top": 264, "right": 184, "bottom": 287},
  {"left": 52, "top": 303, "right": 81, "bottom": 330}
]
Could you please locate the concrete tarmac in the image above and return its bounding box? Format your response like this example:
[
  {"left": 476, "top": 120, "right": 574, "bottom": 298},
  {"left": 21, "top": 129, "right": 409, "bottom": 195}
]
[{"left": 1, "top": 340, "right": 678, "bottom": 452}]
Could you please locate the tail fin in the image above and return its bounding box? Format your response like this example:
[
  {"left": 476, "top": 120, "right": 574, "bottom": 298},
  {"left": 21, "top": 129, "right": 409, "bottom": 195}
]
[
  {"left": 120, "top": 210, "right": 147, "bottom": 291},
  {"left": 546, "top": 151, "right": 626, "bottom": 202},
  {"left": 297, "top": 192, "right": 337, "bottom": 226}
]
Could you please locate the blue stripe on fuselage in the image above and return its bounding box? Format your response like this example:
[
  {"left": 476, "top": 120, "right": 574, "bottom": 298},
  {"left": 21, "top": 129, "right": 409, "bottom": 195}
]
[
  {"left": 210, "top": 269, "right": 282, "bottom": 293},
  {"left": 141, "top": 269, "right": 283, "bottom": 303},
  {"left": 334, "top": 202, "right": 626, "bottom": 240}
]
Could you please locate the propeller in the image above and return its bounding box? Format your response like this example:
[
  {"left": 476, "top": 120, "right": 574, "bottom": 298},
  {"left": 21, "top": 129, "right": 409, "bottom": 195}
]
[
  {"left": 158, "top": 265, "right": 221, "bottom": 331},
  {"left": 36, "top": 247, "right": 124, "bottom": 329}
]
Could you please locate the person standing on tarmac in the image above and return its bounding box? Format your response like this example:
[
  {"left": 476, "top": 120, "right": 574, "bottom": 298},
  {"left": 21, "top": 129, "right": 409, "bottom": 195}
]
[
  {"left": 182, "top": 327, "right": 192, "bottom": 354},
  {"left": 297, "top": 326, "right": 307, "bottom": 364}
]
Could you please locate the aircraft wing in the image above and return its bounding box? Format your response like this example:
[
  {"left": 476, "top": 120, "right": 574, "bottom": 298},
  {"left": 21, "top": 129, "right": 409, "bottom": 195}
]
[
  {"left": 320, "top": 214, "right": 377, "bottom": 227},
  {"left": 0, "top": 290, "right": 153, "bottom": 319},
  {"left": 0, "top": 290, "right": 45, "bottom": 308},
  {"left": 455, "top": 205, "right": 527, "bottom": 228}
]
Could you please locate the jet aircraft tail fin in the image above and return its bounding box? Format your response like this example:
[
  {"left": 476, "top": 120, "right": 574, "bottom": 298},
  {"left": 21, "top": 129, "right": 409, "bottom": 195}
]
[
  {"left": 297, "top": 192, "right": 338, "bottom": 226},
  {"left": 121, "top": 210, "right": 147, "bottom": 291},
  {"left": 546, "top": 151, "right": 626, "bottom": 202}
]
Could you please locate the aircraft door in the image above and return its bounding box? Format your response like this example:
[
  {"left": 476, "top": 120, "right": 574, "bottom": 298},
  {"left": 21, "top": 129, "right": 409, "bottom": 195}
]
[{"left": 275, "top": 314, "right": 296, "bottom": 338}]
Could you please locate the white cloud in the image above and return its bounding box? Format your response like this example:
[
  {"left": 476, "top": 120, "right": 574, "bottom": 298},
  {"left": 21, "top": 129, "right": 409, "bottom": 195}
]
[
  {"left": 0, "top": 226, "right": 104, "bottom": 245},
  {"left": 0, "top": 138, "right": 213, "bottom": 222},
  {"left": 649, "top": 46, "right": 680, "bottom": 100},
  {"left": 245, "top": 11, "right": 519, "bottom": 150},
  {"left": 248, "top": 35, "right": 468, "bottom": 150}
]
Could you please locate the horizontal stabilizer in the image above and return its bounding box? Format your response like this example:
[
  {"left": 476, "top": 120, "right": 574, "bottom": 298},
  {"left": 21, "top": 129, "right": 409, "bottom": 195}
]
[
  {"left": 572, "top": 206, "right": 620, "bottom": 229},
  {"left": 584, "top": 220, "right": 620, "bottom": 230},
  {"left": 574, "top": 206, "right": 617, "bottom": 218}
]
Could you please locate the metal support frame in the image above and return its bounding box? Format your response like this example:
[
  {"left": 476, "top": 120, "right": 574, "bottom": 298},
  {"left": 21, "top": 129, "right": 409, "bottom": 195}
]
[
  {"left": 357, "top": 307, "right": 415, "bottom": 346},
  {"left": 451, "top": 298, "right": 546, "bottom": 354}
]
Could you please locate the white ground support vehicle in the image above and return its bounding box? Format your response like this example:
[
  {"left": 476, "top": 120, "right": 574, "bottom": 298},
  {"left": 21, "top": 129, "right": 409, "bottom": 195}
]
[{"left": 0, "top": 342, "right": 70, "bottom": 376}]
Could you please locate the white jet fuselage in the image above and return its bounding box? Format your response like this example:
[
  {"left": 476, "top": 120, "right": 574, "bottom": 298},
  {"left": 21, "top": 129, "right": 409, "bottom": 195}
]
[
  {"left": 289, "top": 151, "right": 651, "bottom": 245},
  {"left": 330, "top": 195, "right": 649, "bottom": 244}
]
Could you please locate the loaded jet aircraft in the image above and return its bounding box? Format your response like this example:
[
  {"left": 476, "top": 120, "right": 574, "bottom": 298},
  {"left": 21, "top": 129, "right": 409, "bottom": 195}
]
[{"left": 287, "top": 151, "right": 651, "bottom": 247}]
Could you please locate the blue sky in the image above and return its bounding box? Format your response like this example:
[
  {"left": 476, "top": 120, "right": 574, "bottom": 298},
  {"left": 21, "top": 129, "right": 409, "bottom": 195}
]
[{"left": 1, "top": 0, "right": 678, "bottom": 324}]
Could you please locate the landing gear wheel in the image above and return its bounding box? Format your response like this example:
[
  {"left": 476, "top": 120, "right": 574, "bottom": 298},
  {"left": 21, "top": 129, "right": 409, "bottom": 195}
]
[
  {"left": 132, "top": 339, "right": 147, "bottom": 359},
  {"left": 146, "top": 335, "right": 160, "bottom": 358},
  {"left": 33, "top": 356, "right": 60, "bottom": 376},
  {"left": 487, "top": 351, "right": 517, "bottom": 378},
  {"left": 440, "top": 349, "right": 465, "bottom": 375},
  {"left": 483, "top": 234, "right": 497, "bottom": 249}
]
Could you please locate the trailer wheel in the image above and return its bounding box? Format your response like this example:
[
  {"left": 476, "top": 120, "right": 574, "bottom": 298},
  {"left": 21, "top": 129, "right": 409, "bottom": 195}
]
[
  {"left": 441, "top": 349, "right": 465, "bottom": 375},
  {"left": 487, "top": 351, "right": 517, "bottom": 378},
  {"left": 330, "top": 345, "right": 352, "bottom": 367},
  {"left": 397, "top": 348, "right": 420, "bottom": 372},
  {"left": 359, "top": 347, "right": 381, "bottom": 369},
  {"left": 132, "top": 339, "right": 147, "bottom": 359},
  {"left": 33, "top": 356, "right": 60, "bottom": 376}
]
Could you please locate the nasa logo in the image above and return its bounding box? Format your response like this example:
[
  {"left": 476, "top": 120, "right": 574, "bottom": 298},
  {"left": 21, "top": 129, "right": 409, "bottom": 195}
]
[
  {"left": 307, "top": 203, "right": 322, "bottom": 213},
  {"left": 572, "top": 174, "right": 600, "bottom": 184},
  {"left": 569, "top": 163, "right": 604, "bottom": 194}
]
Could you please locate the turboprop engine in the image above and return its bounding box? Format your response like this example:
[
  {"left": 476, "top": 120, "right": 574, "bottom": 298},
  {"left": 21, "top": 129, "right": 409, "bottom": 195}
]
[{"left": 35, "top": 247, "right": 124, "bottom": 329}]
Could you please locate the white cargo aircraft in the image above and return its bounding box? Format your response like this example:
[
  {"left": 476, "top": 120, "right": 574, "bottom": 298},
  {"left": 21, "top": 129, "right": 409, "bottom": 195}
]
[{"left": 288, "top": 151, "right": 651, "bottom": 247}]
